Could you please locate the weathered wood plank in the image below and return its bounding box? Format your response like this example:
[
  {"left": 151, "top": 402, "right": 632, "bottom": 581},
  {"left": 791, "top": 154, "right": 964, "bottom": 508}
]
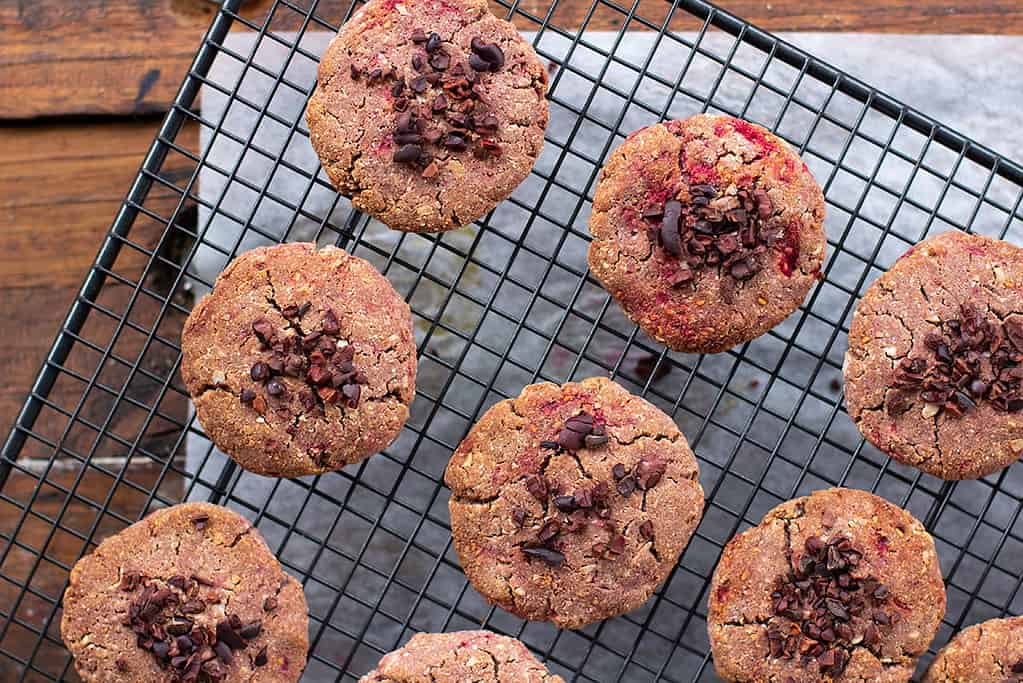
[
  {"left": 0, "top": 120, "right": 197, "bottom": 451},
  {"left": 2, "top": 0, "right": 1022, "bottom": 119}
]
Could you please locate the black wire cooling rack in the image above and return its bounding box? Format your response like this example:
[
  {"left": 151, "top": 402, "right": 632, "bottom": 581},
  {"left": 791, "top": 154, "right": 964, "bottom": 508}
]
[{"left": 4, "top": 0, "right": 1023, "bottom": 680}]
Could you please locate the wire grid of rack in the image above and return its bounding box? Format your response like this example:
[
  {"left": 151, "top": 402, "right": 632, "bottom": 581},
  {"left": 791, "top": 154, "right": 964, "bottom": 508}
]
[{"left": 4, "top": 0, "right": 1023, "bottom": 680}]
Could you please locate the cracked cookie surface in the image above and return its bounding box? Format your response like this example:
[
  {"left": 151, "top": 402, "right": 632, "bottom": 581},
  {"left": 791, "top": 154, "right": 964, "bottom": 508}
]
[
  {"left": 844, "top": 231, "right": 1023, "bottom": 480},
  {"left": 922, "top": 616, "right": 1023, "bottom": 682},
  {"left": 708, "top": 487, "right": 945, "bottom": 683},
  {"left": 358, "top": 630, "right": 563, "bottom": 682},
  {"left": 588, "top": 114, "right": 826, "bottom": 353},
  {"left": 181, "top": 242, "right": 416, "bottom": 477},
  {"left": 61, "top": 502, "right": 308, "bottom": 682},
  {"left": 445, "top": 377, "right": 704, "bottom": 630},
  {"left": 306, "top": 0, "right": 549, "bottom": 233}
]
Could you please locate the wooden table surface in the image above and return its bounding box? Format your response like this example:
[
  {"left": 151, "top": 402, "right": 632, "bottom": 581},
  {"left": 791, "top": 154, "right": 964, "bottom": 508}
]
[
  {"left": 1, "top": 0, "right": 1022, "bottom": 677},
  {"left": 4, "top": 0, "right": 1023, "bottom": 443}
]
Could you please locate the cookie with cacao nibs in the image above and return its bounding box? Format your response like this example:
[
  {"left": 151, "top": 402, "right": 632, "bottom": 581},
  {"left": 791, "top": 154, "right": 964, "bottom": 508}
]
[
  {"left": 358, "top": 630, "right": 563, "bottom": 682},
  {"left": 306, "top": 0, "right": 548, "bottom": 233},
  {"left": 588, "top": 114, "right": 826, "bottom": 354},
  {"left": 180, "top": 242, "right": 416, "bottom": 477},
  {"left": 708, "top": 488, "right": 945, "bottom": 683},
  {"left": 845, "top": 231, "right": 1023, "bottom": 480},
  {"left": 923, "top": 616, "right": 1023, "bottom": 683},
  {"left": 61, "top": 503, "right": 308, "bottom": 682},
  {"left": 445, "top": 377, "right": 703, "bottom": 629}
]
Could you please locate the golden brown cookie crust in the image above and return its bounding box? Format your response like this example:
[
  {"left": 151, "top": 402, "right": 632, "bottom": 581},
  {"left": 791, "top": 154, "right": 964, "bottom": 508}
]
[
  {"left": 708, "top": 488, "right": 946, "bottom": 683},
  {"left": 922, "top": 616, "right": 1023, "bottom": 683},
  {"left": 61, "top": 502, "right": 308, "bottom": 682},
  {"left": 588, "top": 114, "right": 826, "bottom": 353},
  {"left": 358, "top": 630, "right": 564, "bottom": 682},
  {"left": 844, "top": 231, "right": 1023, "bottom": 480},
  {"left": 307, "top": 0, "right": 549, "bottom": 232},
  {"left": 181, "top": 242, "right": 416, "bottom": 478},
  {"left": 445, "top": 377, "right": 704, "bottom": 629}
]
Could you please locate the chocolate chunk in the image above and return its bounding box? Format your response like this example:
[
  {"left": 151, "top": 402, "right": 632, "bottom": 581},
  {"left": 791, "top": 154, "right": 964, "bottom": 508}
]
[
  {"left": 250, "top": 362, "right": 270, "bottom": 382},
  {"left": 425, "top": 32, "right": 442, "bottom": 53},
  {"left": 239, "top": 621, "right": 262, "bottom": 640},
  {"left": 469, "top": 37, "right": 505, "bottom": 70},
  {"left": 616, "top": 475, "right": 636, "bottom": 497},
  {"left": 659, "top": 200, "right": 683, "bottom": 257},
  {"left": 522, "top": 546, "right": 566, "bottom": 567},
  {"left": 429, "top": 51, "right": 450, "bottom": 71},
  {"left": 611, "top": 463, "right": 627, "bottom": 481},
  {"left": 635, "top": 458, "right": 665, "bottom": 490},
  {"left": 191, "top": 514, "right": 209, "bottom": 530},
  {"left": 556, "top": 427, "right": 585, "bottom": 450},
  {"left": 251, "top": 319, "right": 274, "bottom": 344},
  {"left": 553, "top": 495, "right": 577, "bottom": 512},
  {"left": 443, "top": 133, "right": 468, "bottom": 151},
  {"left": 525, "top": 474, "right": 547, "bottom": 501},
  {"left": 639, "top": 520, "right": 655, "bottom": 541},
  {"left": 468, "top": 53, "right": 490, "bottom": 72},
  {"left": 214, "top": 640, "right": 233, "bottom": 664},
  {"left": 216, "top": 620, "right": 246, "bottom": 650},
  {"left": 584, "top": 433, "right": 609, "bottom": 448},
  {"left": 511, "top": 508, "right": 527, "bottom": 526},
  {"left": 394, "top": 143, "right": 422, "bottom": 163},
  {"left": 539, "top": 440, "right": 559, "bottom": 449},
  {"left": 266, "top": 379, "right": 285, "bottom": 397},
  {"left": 263, "top": 596, "right": 278, "bottom": 612},
  {"left": 254, "top": 645, "right": 269, "bottom": 667}
]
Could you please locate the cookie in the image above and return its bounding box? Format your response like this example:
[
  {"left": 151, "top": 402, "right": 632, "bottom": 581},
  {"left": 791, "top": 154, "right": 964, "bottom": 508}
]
[
  {"left": 358, "top": 630, "right": 563, "bottom": 682},
  {"left": 307, "top": 0, "right": 549, "bottom": 233},
  {"left": 923, "top": 616, "right": 1023, "bottom": 682},
  {"left": 181, "top": 242, "right": 416, "bottom": 478},
  {"left": 61, "top": 502, "right": 308, "bottom": 682},
  {"left": 844, "top": 231, "right": 1023, "bottom": 480},
  {"left": 588, "top": 114, "right": 826, "bottom": 353},
  {"left": 445, "top": 377, "right": 704, "bottom": 629},
  {"left": 708, "top": 488, "right": 945, "bottom": 683}
]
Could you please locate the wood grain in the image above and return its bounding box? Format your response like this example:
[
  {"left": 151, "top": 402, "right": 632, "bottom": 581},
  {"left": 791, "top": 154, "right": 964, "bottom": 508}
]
[
  {"left": 2, "top": 0, "right": 1022, "bottom": 119},
  {"left": 0, "top": 119, "right": 196, "bottom": 455}
]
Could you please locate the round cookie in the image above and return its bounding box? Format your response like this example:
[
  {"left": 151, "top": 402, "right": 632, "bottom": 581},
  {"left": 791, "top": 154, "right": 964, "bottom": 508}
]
[
  {"left": 181, "top": 242, "right": 416, "bottom": 478},
  {"left": 844, "top": 231, "right": 1023, "bottom": 480},
  {"left": 445, "top": 377, "right": 704, "bottom": 629},
  {"left": 358, "top": 630, "right": 563, "bottom": 682},
  {"left": 307, "top": 0, "right": 549, "bottom": 232},
  {"left": 61, "top": 502, "right": 308, "bottom": 682},
  {"left": 708, "top": 487, "right": 946, "bottom": 683},
  {"left": 923, "top": 616, "right": 1023, "bottom": 682},
  {"left": 588, "top": 114, "right": 826, "bottom": 353}
]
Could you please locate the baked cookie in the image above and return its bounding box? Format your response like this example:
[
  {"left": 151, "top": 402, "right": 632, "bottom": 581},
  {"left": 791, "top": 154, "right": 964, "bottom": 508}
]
[
  {"left": 844, "top": 231, "right": 1023, "bottom": 480},
  {"left": 181, "top": 242, "right": 416, "bottom": 478},
  {"left": 61, "top": 502, "right": 308, "bottom": 682},
  {"left": 588, "top": 114, "right": 826, "bottom": 353},
  {"left": 307, "top": 0, "right": 549, "bottom": 232},
  {"left": 923, "top": 616, "right": 1023, "bottom": 682},
  {"left": 358, "top": 630, "right": 563, "bottom": 682},
  {"left": 708, "top": 488, "right": 945, "bottom": 683},
  {"left": 445, "top": 377, "right": 704, "bottom": 629}
]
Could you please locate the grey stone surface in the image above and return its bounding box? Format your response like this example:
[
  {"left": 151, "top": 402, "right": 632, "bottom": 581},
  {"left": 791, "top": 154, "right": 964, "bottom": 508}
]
[{"left": 184, "top": 28, "right": 1023, "bottom": 681}]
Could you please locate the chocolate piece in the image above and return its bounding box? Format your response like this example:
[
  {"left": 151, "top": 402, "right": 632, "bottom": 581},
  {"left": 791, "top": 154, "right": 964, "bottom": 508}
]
[{"left": 521, "top": 546, "right": 566, "bottom": 567}]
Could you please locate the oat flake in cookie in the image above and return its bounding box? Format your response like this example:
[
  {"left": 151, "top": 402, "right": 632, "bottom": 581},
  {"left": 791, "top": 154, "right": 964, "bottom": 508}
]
[
  {"left": 844, "top": 231, "right": 1023, "bottom": 480},
  {"left": 306, "top": 0, "right": 549, "bottom": 233},
  {"left": 61, "top": 502, "right": 308, "bottom": 682},
  {"left": 922, "top": 616, "right": 1023, "bottom": 682},
  {"left": 708, "top": 488, "right": 945, "bottom": 683},
  {"left": 445, "top": 377, "right": 704, "bottom": 630},
  {"left": 588, "top": 114, "right": 826, "bottom": 354},
  {"left": 358, "top": 630, "right": 564, "bottom": 682},
  {"left": 180, "top": 242, "right": 416, "bottom": 478}
]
